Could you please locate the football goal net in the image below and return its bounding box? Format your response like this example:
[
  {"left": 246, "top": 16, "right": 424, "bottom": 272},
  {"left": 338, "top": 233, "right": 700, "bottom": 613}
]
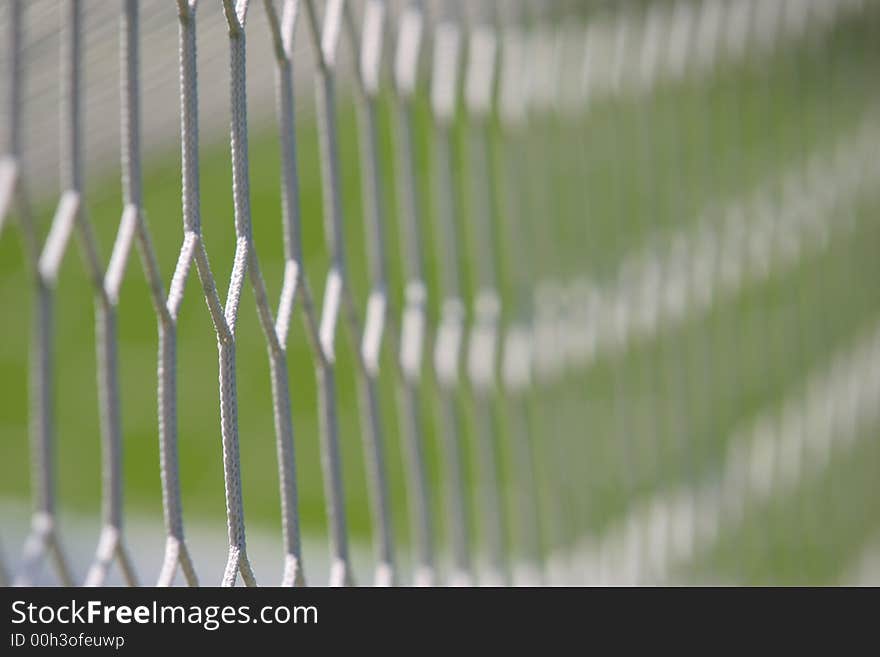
[{"left": 1, "top": 0, "right": 879, "bottom": 586}]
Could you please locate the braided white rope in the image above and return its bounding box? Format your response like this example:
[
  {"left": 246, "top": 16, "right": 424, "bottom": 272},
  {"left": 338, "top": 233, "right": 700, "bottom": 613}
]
[
  {"left": 548, "top": 112, "right": 880, "bottom": 584},
  {"left": 502, "top": 0, "right": 874, "bottom": 581},
  {"left": 0, "top": 0, "right": 875, "bottom": 587},
  {"left": 496, "top": 16, "right": 545, "bottom": 586},
  {"left": 262, "top": 0, "right": 316, "bottom": 588},
  {"left": 523, "top": 14, "right": 579, "bottom": 571},
  {"left": 212, "top": 0, "right": 263, "bottom": 588},
  {"left": 343, "top": 0, "right": 405, "bottom": 587},
  {"left": 15, "top": 0, "right": 100, "bottom": 588},
  {"left": 83, "top": 0, "right": 160, "bottom": 587},
  {"left": 301, "top": 0, "right": 360, "bottom": 587},
  {"left": 461, "top": 7, "right": 510, "bottom": 586},
  {"left": 587, "top": 316, "right": 880, "bottom": 586},
  {"left": 427, "top": 9, "right": 476, "bottom": 586},
  {"left": 385, "top": 0, "right": 438, "bottom": 588},
  {"left": 546, "top": 0, "right": 874, "bottom": 566},
  {"left": 151, "top": 0, "right": 215, "bottom": 588},
  {"left": 561, "top": 117, "right": 880, "bottom": 375},
  {"left": 0, "top": 0, "right": 25, "bottom": 587}
]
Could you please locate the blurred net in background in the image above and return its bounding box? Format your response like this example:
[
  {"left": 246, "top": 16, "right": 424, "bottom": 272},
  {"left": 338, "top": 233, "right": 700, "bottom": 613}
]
[{"left": 1, "top": 0, "right": 879, "bottom": 587}]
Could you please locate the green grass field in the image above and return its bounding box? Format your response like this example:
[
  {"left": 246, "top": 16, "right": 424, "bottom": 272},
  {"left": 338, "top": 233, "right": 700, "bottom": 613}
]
[{"left": 1, "top": 10, "right": 879, "bottom": 583}]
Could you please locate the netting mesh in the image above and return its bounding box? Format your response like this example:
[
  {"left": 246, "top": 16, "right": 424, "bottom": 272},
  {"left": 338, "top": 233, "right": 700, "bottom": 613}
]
[{"left": 1, "top": 0, "right": 879, "bottom": 586}]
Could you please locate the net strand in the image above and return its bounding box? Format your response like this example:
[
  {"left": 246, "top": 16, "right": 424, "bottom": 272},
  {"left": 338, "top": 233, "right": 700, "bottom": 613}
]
[
  {"left": 428, "top": 15, "right": 474, "bottom": 586},
  {"left": 303, "top": 0, "right": 356, "bottom": 587},
  {"left": 83, "top": 0, "right": 153, "bottom": 589},
  {"left": 1, "top": 0, "right": 877, "bottom": 586},
  {"left": 497, "top": 20, "right": 545, "bottom": 583},
  {"left": 14, "top": 0, "right": 87, "bottom": 588},
  {"left": 0, "top": 0, "right": 25, "bottom": 587},
  {"left": 216, "top": 0, "right": 263, "bottom": 588},
  {"left": 263, "top": 0, "right": 311, "bottom": 589},
  {"left": 153, "top": 0, "right": 210, "bottom": 587},
  {"left": 463, "top": 11, "right": 513, "bottom": 585},
  {"left": 385, "top": 0, "right": 437, "bottom": 586},
  {"left": 344, "top": 0, "right": 402, "bottom": 587}
]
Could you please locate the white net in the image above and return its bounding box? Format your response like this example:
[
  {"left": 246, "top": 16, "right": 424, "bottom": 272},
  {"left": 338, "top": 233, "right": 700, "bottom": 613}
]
[{"left": 1, "top": 0, "right": 879, "bottom": 587}]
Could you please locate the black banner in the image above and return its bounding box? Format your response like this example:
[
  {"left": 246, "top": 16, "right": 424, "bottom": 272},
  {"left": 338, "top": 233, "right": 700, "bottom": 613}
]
[{"left": 0, "top": 586, "right": 861, "bottom": 651}]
